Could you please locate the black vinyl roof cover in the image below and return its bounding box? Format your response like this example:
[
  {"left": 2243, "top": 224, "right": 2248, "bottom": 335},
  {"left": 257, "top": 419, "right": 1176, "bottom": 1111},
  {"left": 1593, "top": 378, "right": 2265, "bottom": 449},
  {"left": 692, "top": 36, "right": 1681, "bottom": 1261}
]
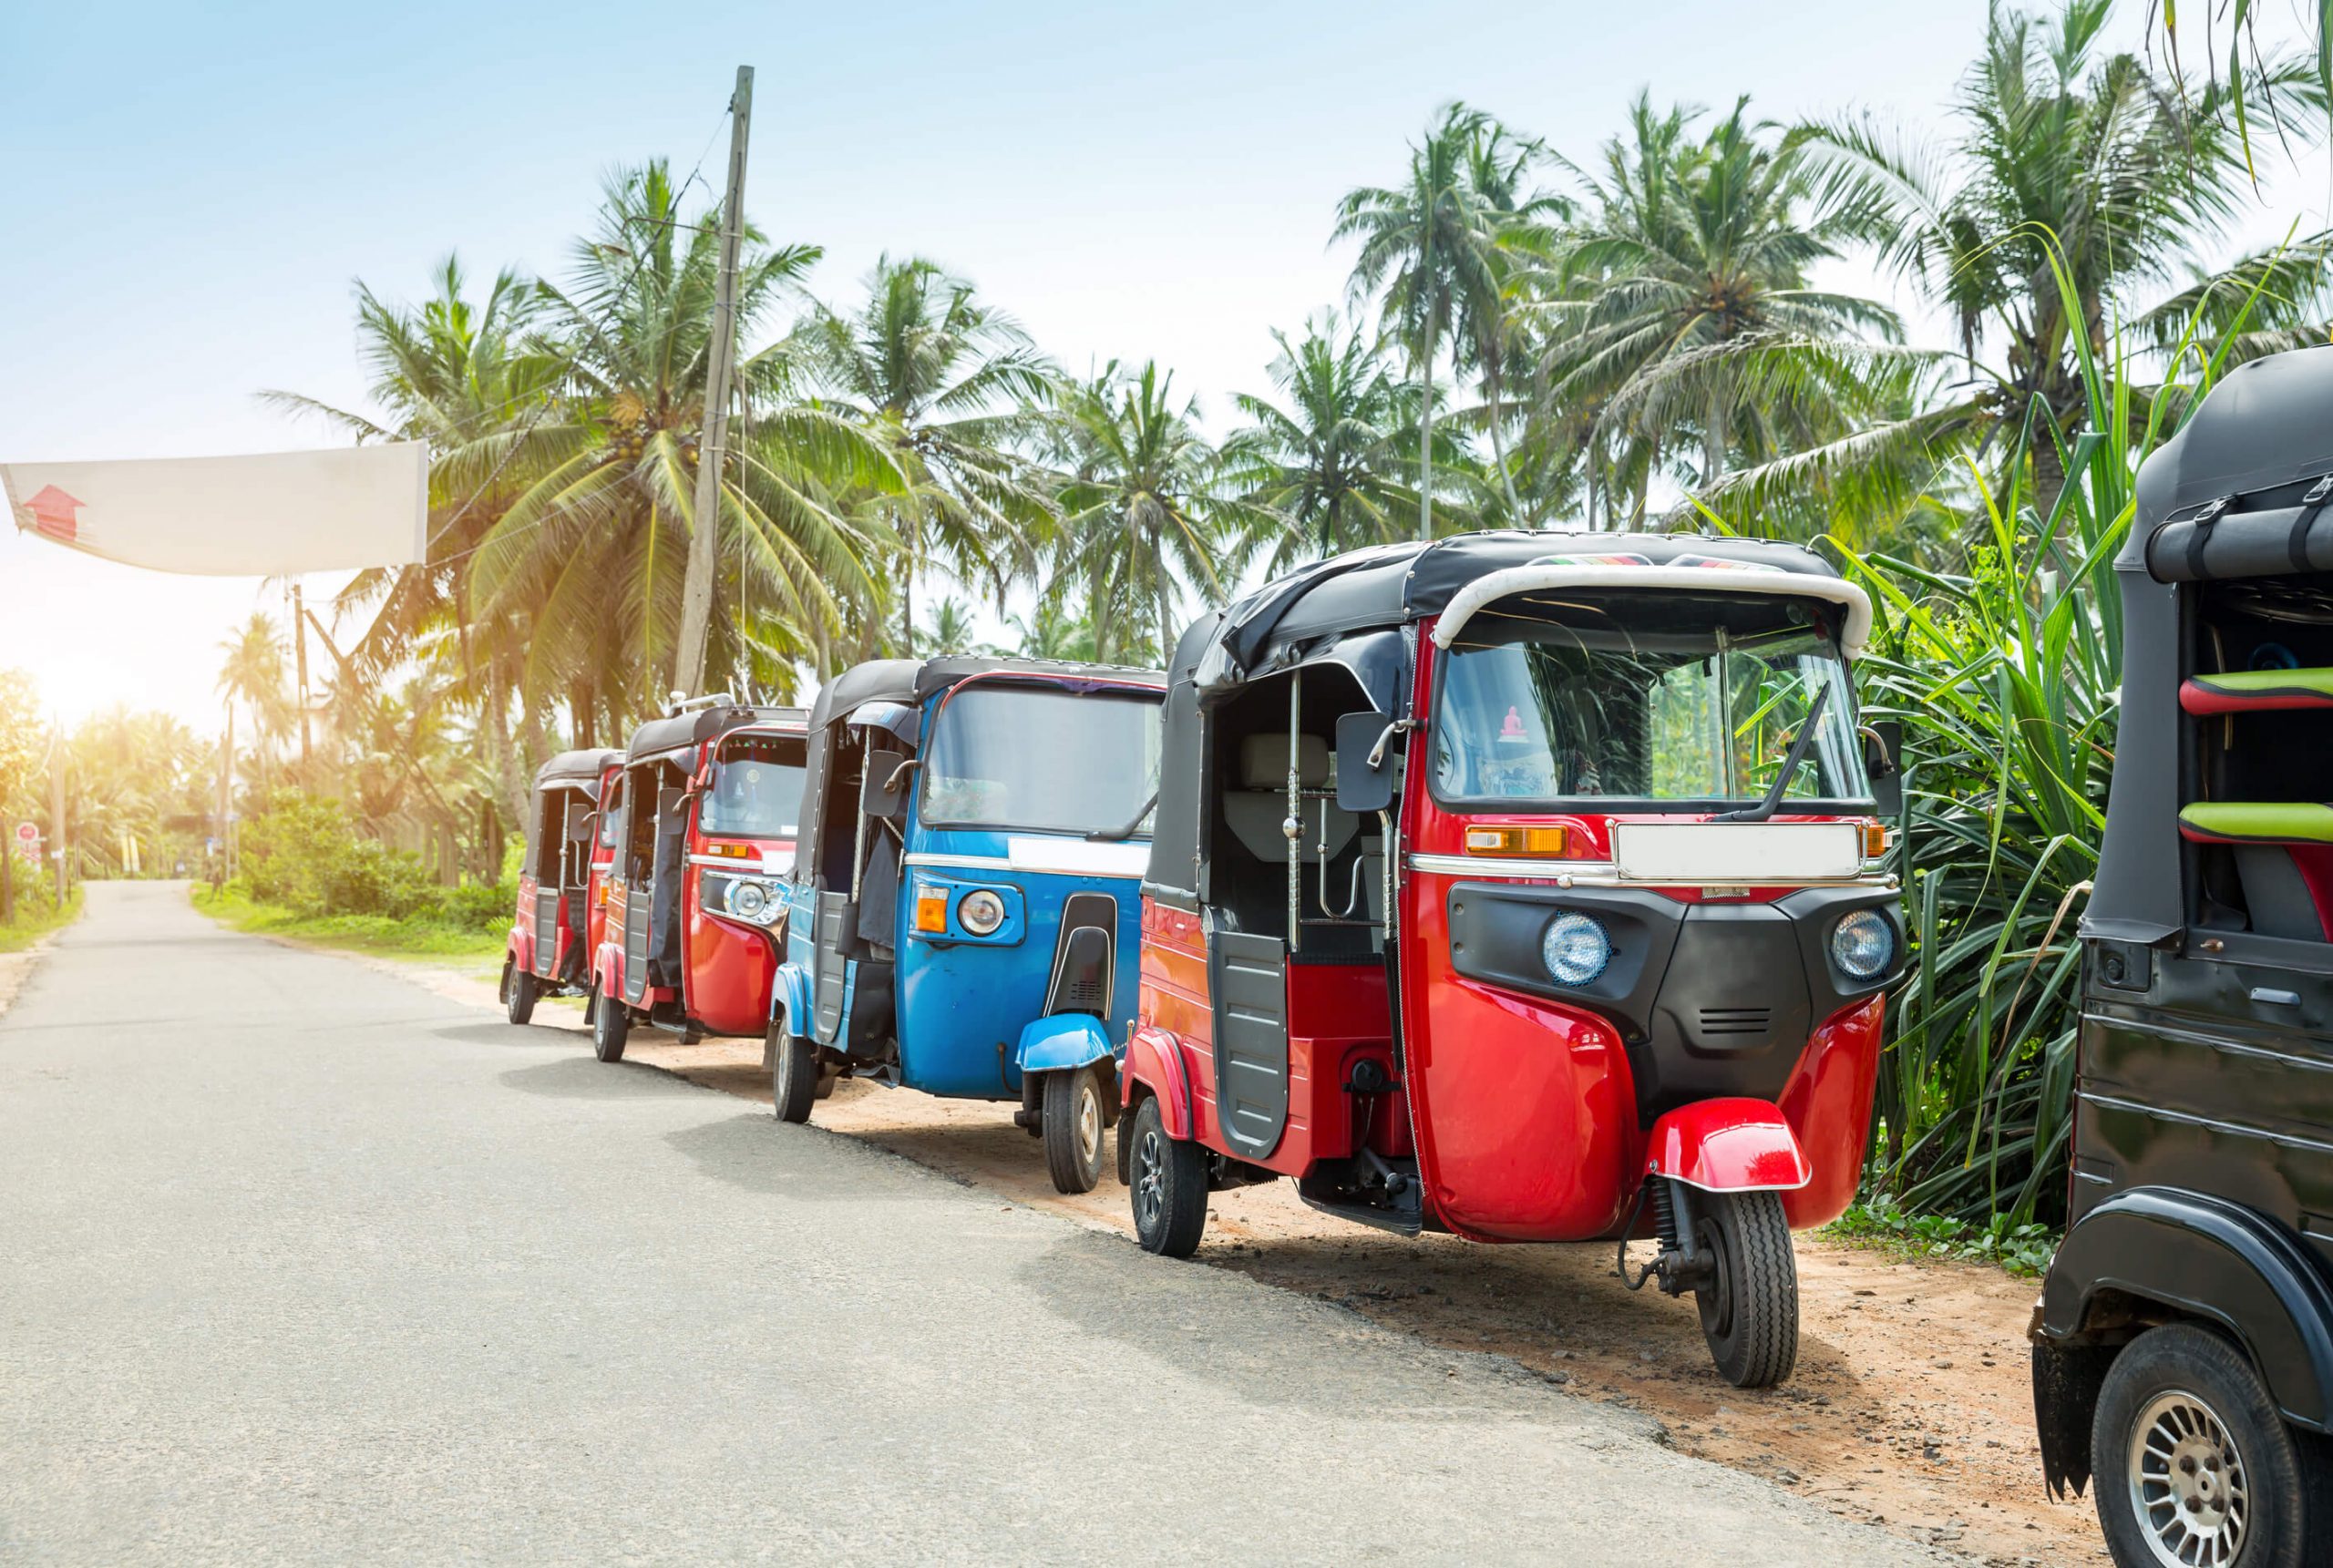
[
  {"left": 624, "top": 703, "right": 807, "bottom": 764},
  {"left": 2130, "top": 344, "right": 2333, "bottom": 553},
  {"left": 806, "top": 655, "right": 1165, "bottom": 732},
  {"left": 1209, "top": 529, "right": 1843, "bottom": 682},
  {"left": 533, "top": 749, "right": 625, "bottom": 794}
]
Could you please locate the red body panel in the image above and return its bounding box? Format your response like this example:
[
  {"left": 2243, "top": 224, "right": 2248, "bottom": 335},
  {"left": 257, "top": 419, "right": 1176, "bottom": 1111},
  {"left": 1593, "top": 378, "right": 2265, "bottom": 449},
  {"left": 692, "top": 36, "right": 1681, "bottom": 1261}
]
[
  {"left": 1775, "top": 995, "right": 1886, "bottom": 1227},
  {"left": 1644, "top": 1099, "right": 1812, "bottom": 1192}
]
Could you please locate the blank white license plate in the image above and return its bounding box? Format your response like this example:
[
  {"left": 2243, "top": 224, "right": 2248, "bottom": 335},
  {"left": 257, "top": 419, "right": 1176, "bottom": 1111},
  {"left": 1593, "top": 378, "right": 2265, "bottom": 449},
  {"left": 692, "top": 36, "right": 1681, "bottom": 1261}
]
[{"left": 1611, "top": 823, "right": 1859, "bottom": 883}]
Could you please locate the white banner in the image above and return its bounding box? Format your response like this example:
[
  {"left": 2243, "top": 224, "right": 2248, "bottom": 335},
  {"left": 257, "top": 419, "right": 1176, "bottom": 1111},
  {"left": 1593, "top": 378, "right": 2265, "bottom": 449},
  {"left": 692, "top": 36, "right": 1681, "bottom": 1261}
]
[{"left": 2, "top": 444, "right": 427, "bottom": 576}]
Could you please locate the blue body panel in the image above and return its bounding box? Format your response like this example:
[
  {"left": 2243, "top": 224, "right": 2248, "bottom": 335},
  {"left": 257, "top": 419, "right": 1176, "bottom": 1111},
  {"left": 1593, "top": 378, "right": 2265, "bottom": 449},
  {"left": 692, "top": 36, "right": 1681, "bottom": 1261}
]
[{"left": 782, "top": 691, "right": 1146, "bottom": 1102}]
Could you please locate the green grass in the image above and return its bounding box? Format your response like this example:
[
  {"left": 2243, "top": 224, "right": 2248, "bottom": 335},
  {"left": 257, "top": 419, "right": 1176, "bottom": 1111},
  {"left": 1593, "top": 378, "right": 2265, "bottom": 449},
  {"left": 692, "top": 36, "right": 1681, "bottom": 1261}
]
[
  {"left": 0, "top": 886, "right": 84, "bottom": 953},
  {"left": 192, "top": 884, "right": 509, "bottom": 966},
  {"left": 1824, "top": 1196, "right": 2058, "bottom": 1278}
]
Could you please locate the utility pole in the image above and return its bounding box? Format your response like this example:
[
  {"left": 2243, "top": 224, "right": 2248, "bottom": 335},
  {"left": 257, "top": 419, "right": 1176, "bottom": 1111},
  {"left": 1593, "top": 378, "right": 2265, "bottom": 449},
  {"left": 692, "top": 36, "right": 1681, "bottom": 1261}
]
[
  {"left": 49, "top": 722, "right": 67, "bottom": 903},
  {"left": 291, "top": 581, "right": 314, "bottom": 771},
  {"left": 673, "top": 65, "right": 755, "bottom": 700}
]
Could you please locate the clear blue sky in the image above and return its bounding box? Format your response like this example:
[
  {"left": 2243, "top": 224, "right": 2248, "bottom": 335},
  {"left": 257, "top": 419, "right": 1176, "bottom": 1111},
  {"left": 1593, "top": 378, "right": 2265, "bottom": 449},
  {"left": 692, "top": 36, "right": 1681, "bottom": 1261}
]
[{"left": 2, "top": 0, "right": 2321, "bottom": 726}]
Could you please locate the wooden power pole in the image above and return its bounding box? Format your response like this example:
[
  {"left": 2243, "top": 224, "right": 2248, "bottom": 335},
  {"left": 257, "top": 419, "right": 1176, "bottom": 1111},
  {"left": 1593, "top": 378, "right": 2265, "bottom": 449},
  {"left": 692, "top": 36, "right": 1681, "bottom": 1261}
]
[{"left": 673, "top": 65, "right": 755, "bottom": 701}]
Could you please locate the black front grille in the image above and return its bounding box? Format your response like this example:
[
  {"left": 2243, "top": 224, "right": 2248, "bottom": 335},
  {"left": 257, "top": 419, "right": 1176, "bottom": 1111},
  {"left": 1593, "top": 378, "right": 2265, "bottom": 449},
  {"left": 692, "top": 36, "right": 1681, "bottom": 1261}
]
[{"left": 1699, "top": 1006, "right": 1773, "bottom": 1038}]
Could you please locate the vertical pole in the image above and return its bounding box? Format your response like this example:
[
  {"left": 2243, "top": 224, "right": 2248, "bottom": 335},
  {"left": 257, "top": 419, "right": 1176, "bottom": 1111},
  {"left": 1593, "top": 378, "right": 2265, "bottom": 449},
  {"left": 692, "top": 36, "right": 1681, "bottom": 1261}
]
[
  {"left": 50, "top": 723, "right": 67, "bottom": 903},
  {"left": 221, "top": 701, "right": 235, "bottom": 882},
  {"left": 1284, "top": 676, "right": 1302, "bottom": 952},
  {"left": 673, "top": 65, "right": 755, "bottom": 700},
  {"left": 292, "top": 582, "right": 313, "bottom": 772}
]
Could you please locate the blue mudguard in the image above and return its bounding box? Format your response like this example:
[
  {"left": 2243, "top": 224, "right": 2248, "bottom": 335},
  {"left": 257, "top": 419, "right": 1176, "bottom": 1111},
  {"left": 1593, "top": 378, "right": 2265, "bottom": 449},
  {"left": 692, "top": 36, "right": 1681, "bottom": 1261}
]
[
  {"left": 1014, "top": 1013, "right": 1115, "bottom": 1075},
  {"left": 770, "top": 962, "right": 813, "bottom": 1036}
]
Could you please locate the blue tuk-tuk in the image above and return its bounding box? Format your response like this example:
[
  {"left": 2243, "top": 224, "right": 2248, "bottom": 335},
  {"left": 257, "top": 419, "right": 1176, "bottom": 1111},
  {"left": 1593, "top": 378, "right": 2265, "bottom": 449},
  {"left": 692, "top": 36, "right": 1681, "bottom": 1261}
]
[{"left": 768, "top": 656, "right": 1165, "bottom": 1192}]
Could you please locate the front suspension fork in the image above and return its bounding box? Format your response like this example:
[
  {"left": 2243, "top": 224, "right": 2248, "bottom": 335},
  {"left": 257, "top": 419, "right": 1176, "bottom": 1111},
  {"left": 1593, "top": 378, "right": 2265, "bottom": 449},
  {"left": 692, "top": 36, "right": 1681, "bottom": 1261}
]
[{"left": 1619, "top": 1177, "right": 1715, "bottom": 1297}]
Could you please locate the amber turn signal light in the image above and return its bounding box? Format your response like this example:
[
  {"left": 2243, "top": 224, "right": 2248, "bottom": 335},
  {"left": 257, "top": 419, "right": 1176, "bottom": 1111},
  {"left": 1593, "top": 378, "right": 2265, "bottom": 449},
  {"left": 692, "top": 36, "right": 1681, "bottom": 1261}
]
[
  {"left": 914, "top": 889, "right": 948, "bottom": 933},
  {"left": 1861, "top": 822, "right": 1890, "bottom": 857},
  {"left": 1464, "top": 825, "right": 1567, "bottom": 856}
]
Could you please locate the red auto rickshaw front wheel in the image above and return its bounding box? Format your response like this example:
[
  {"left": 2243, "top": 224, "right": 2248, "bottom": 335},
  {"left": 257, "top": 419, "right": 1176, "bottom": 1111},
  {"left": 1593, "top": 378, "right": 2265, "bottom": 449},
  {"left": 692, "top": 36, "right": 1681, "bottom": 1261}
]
[{"left": 1692, "top": 1189, "right": 1800, "bottom": 1389}]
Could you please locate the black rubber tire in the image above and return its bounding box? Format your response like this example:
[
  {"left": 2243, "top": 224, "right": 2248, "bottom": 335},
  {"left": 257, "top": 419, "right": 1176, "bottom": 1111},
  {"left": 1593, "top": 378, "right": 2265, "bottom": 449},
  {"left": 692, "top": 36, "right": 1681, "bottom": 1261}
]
[
  {"left": 2091, "top": 1322, "right": 2333, "bottom": 1568},
  {"left": 590, "top": 982, "right": 628, "bottom": 1063},
  {"left": 1692, "top": 1187, "right": 1799, "bottom": 1389},
  {"left": 504, "top": 961, "right": 537, "bottom": 1026},
  {"left": 1126, "top": 1096, "right": 1208, "bottom": 1257},
  {"left": 1042, "top": 1067, "right": 1107, "bottom": 1194},
  {"left": 770, "top": 1014, "right": 817, "bottom": 1125}
]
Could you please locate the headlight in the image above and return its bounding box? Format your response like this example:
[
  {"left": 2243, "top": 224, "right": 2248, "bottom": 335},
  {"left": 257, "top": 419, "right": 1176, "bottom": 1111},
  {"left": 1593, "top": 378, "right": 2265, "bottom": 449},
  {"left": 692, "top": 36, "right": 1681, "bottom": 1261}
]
[
  {"left": 1540, "top": 912, "right": 1611, "bottom": 987},
  {"left": 957, "top": 888, "right": 1006, "bottom": 936},
  {"left": 1831, "top": 908, "right": 1894, "bottom": 979},
  {"left": 725, "top": 877, "right": 770, "bottom": 922}
]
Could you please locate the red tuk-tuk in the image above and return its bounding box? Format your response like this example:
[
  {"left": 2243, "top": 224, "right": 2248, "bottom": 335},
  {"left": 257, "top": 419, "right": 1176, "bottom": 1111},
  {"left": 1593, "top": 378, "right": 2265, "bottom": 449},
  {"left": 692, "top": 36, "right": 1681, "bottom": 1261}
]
[
  {"left": 587, "top": 696, "right": 808, "bottom": 1063},
  {"left": 502, "top": 748, "right": 624, "bottom": 1025},
  {"left": 1119, "top": 533, "right": 1906, "bottom": 1387}
]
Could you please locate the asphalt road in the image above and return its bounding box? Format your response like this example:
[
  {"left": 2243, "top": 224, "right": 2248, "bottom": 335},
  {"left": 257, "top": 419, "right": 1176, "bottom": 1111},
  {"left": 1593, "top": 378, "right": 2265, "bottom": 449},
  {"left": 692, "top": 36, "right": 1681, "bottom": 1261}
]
[{"left": 0, "top": 884, "right": 1969, "bottom": 1565}]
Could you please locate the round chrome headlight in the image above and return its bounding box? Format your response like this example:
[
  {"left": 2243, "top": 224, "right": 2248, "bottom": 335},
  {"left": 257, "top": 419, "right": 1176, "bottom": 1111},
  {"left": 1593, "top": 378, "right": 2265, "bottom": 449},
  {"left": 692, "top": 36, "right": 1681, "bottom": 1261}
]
[
  {"left": 726, "top": 878, "right": 769, "bottom": 921},
  {"left": 1831, "top": 908, "right": 1895, "bottom": 979},
  {"left": 957, "top": 889, "right": 1006, "bottom": 936},
  {"left": 1541, "top": 912, "right": 1611, "bottom": 987}
]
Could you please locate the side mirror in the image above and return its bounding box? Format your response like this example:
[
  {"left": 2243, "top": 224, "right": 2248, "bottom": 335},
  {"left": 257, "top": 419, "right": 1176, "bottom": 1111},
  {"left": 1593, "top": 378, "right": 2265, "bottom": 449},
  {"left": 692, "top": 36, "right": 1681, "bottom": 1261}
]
[
  {"left": 1864, "top": 722, "right": 1904, "bottom": 818},
  {"left": 1334, "top": 712, "right": 1398, "bottom": 815},
  {"left": 570, "top": 811, "right": 597, "bottom": 843},
  {"left": 860, "top": 748, "right": 912, "bottom": 819}
]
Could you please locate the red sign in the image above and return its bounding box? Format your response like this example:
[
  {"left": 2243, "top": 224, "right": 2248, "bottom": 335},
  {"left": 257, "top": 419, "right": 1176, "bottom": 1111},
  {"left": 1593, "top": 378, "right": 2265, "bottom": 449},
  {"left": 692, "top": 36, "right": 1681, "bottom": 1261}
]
[
  {"left": 13, "top": 823, "right": 35, "bottom": 845},
  {"left": 21, "top": 486, "right": 83, "bottom": 543}
]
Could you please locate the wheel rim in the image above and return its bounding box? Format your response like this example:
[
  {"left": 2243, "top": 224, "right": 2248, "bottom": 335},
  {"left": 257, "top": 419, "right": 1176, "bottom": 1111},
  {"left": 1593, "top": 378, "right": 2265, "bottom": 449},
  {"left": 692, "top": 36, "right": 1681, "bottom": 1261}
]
[
  {"left": 2127, "top": 1388, "right": 2249, "bottom": 1567},
  {"left": 1075, "top": 1080, "right": 1101, "bottom": 1168},
  {"left": 1135, "top": 1125, "right": 1166, "bottom": 1230}
]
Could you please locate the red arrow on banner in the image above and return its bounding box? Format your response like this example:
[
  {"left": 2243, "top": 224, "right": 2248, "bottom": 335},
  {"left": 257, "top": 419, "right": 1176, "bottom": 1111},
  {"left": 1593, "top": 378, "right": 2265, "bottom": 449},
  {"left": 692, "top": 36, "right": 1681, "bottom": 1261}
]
[{"left": 22, "top": 485, "right": 84, "bottom": 542}]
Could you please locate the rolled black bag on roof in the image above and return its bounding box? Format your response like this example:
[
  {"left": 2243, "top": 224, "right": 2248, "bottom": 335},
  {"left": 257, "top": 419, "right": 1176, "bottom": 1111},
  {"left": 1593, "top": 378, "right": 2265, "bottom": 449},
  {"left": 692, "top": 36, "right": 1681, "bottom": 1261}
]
[{"left": 2145, "top": 478, "right": 2333, "bottom": 583}]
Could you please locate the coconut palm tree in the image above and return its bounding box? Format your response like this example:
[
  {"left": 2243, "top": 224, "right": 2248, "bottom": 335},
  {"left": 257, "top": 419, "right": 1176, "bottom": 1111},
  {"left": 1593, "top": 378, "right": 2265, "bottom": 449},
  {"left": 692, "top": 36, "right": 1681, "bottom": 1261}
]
[
  {"left": 1528, "top": 93, "right": 1901, "bottom": 527},
  {"left": 1050, "top": 362, "right": 1259, "bottom": 664},
  {"left": 216, "top": 613, "right": 287, "bottom": 816},
  {"left": 802, "top": 257, "right": 1057, "bottom": 655},
  {"left": 1752, "top": 0, "right": 2326, "bottom": 518},
  {"left": 1222, "top": 314, "right": 1459, "bottom": 568},
  {"left": 1336, "top": 104, "right": 1526, "bottom": 539},
  {"left": 467, "top": 161, "right": 897, "bottom": 723}
]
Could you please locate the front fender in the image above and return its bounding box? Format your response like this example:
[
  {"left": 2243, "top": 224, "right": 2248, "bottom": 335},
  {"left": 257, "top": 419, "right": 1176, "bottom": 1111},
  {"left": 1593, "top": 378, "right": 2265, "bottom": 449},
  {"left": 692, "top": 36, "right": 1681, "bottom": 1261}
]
[
  {"left": 1122, "top": 1024, "right": 1195, "bottom": 1141},
  {"left": 2040, "top": 1186, "right": 2333, "bottom": 1433},
  {"left": 1645, "top": 1098, "right": 1812, "bottom": 1192},
  {"left": 1015, "top": 1014, "right": 1115, "bottom": 1074},
  {"left": 769, "top": 963, "right": 812, "bottom": 1034}
]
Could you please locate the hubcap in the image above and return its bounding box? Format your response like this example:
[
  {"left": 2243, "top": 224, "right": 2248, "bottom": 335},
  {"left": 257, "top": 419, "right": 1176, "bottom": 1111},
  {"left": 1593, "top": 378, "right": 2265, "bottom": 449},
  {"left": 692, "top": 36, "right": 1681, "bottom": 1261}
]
[
  {"left": 2128, "top": 1389, "right": 2248, "bottom": 1566},
  {"left": 1075, "top": 1080, "right": 1101, "bottom": 1166},
  {"left": 1135, "top": 1127, "right": 1165, "bottom": 1228}
]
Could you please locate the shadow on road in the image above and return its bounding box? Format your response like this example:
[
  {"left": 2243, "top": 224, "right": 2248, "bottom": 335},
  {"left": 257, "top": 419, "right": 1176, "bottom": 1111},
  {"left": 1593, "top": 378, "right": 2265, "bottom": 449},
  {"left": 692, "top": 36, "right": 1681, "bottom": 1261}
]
[
  {"left": 497, "top": 1056, "right": 712, "bottom": 1099},
  {"left": 434, "top": 1021, "right": 580, "bottom": 1049}
]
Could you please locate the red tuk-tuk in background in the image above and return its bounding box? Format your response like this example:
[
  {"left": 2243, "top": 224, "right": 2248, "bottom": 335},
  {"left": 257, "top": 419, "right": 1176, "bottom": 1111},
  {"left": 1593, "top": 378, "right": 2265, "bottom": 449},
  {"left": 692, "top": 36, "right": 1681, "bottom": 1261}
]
[
  {"left": 502, "top": 748, "right": 624, "bottom": 1025},
  {"left": 1120, "top": 533, "right": 1906, "bottom": 1387},
  {"left": 588, "top": 696, "right": 809, "bottom": 1063}
]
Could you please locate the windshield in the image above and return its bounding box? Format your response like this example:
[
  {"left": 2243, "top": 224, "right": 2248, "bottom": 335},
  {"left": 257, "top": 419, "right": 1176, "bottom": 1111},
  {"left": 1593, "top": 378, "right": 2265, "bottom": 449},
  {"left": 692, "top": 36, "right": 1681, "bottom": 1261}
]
[
  {"left": 1432, "top": 591, "right": 1869, "bottom": 807},
  {"left": 699, "top": 736, "right": 806, "bottom": 839},
  {"left": 920, "top": 684, "right": 1162, "bottom": 835}
]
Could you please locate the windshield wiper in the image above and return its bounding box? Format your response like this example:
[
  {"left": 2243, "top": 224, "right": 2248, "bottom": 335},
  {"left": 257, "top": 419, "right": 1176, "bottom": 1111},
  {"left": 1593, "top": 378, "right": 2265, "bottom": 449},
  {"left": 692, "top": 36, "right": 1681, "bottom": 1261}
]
[
  {"left": 1713, "top": 683, "right": 1832, "bottom": 825},
  {"left": 1087, "top": 789, "right": 1159, "bottom": 842}
]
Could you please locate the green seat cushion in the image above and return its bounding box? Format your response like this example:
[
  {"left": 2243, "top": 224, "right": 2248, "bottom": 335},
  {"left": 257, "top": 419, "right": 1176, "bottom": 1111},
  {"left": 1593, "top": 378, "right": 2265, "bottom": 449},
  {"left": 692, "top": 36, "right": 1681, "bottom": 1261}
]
[
  {"left": 2178, "top": 801, "right": 2333, "bottom": 845},
  {"left": 2183, "top": 667, "right": 2333, "bottom": 713}
]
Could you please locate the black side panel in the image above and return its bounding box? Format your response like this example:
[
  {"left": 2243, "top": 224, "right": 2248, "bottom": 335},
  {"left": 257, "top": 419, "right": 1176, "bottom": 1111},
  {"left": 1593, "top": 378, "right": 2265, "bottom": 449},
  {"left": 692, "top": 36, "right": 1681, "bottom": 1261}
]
[
  {"left": 623, "top": 886, "right": 653, "bottom": 1006},
  {"left": 1044, "top": 892, "right": 1118, "bottom": 1016},
  {"left": 812, "top": 892, "right": 851, "bottom": 1046},
  {"left": 532, "top": 887, "right": 560, "bottom": 976},
  {"left": 649, "top": 788, "right": 689, "bottom": 986},
  {"left": 1209, "top": 928, "right": 1290, "bottom": 1158}
]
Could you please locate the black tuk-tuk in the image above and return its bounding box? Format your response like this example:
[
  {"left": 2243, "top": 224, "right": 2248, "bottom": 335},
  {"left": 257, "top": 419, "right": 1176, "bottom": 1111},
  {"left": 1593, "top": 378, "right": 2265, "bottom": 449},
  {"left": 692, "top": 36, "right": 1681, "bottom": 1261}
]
[{"left": 2032, "top": 344, "right": 2333, "bottom": 1565}]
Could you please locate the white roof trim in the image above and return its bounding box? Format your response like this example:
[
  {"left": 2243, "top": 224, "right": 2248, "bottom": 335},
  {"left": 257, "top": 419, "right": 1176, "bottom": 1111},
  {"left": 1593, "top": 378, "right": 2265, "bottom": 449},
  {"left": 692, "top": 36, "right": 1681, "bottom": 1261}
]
[{"left": 1428, "top": 564, "right": 1874, "bottom": 657}]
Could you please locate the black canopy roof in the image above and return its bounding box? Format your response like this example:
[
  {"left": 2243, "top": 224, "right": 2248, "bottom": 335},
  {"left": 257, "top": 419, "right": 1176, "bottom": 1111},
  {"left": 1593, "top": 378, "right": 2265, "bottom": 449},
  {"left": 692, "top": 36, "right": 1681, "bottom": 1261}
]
[
  {"left": 806, "top": 655, "right": 1164, "bottom": 732},
  {"left": 1200, "top": 529, "right": 1843, "bottom": 690},
  {"left": 624, "top": 702, "right": 807, "bottom": 764},
  {"left": 533, "top": 749, "right": 624, "bottom": 794},
  {"left": 2090, "top": 345, "right": 2333, "bottom": 944}
]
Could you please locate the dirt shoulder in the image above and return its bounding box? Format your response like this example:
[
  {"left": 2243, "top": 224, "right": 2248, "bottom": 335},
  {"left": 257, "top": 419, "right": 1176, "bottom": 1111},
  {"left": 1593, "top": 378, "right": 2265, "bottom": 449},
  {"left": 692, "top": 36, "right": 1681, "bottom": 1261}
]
[{"left": 327, "top": 938, "right": 2100, "bottom": 1567}]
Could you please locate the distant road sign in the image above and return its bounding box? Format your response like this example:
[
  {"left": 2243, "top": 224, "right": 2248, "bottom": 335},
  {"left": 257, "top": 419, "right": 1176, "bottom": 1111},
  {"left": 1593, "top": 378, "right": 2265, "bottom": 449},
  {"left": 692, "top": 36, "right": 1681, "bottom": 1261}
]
[{"left": 14, "top": 822, "right": 36, "bottom": 848}]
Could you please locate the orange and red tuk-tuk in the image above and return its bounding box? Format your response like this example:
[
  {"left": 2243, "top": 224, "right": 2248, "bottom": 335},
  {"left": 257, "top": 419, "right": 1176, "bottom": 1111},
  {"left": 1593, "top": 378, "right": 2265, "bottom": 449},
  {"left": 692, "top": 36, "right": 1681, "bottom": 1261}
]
[
  {"left": 502, "top": 748, "right": 623, "bottom": 1025},
  {"left": 586, "top": 696, "right": 808, "bottom": 1062},
  {"left": 1119, "top": 532, "right": 1906, "bottom": 1386}
]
